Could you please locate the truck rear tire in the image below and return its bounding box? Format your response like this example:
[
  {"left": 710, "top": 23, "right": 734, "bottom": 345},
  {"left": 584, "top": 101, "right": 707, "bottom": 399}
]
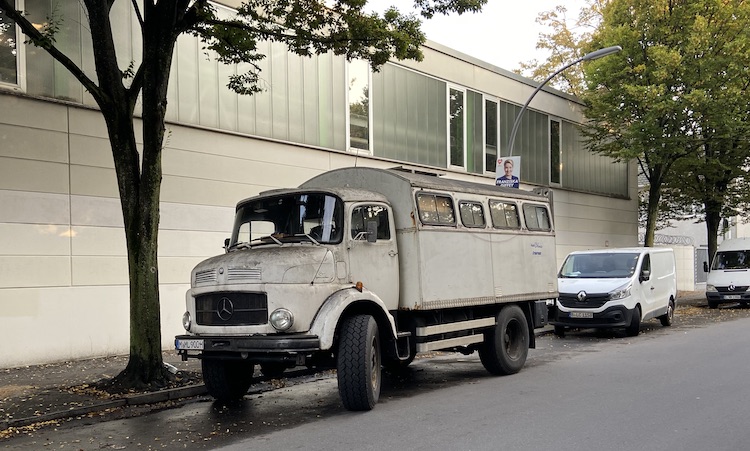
[
  {"left": 337, "top": 314, "right": 381, "bottom": 411},
  {"left": 202, "top": 359, "right": 255, "bottom": 402},
  {"left": 479, "top": 305, "right": 529, "bottom": 375}
]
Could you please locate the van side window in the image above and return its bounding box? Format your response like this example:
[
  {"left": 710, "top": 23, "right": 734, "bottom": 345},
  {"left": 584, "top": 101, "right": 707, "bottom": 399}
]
[
  {"left": 416, "top": 193, "right": 456, "bottom": 225},
  {"left": 459, "top": 201, "right": 486, "bottom": 228},
  {"left": 489, "top": 200, "right": 520, "bottom": 229},
  {"left": 523, "top": 204, "right": 552, "bottom": 231},
  {"left": 351, "top": 205, "right": 391, "bottom": 240}
]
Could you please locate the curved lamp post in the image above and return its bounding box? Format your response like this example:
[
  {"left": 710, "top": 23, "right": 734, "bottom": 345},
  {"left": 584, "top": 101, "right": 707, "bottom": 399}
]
[{"left": 507, "top": 45, "right": 622, "bottom": 156}]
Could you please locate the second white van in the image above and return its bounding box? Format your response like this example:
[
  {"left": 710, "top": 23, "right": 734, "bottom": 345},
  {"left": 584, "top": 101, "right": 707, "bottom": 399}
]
[
  {"left": 705, "top": 237, "right": 750, "bottom": 308},
  {"left": 550, "top": 247, "right": 677, "bottom": 337}
]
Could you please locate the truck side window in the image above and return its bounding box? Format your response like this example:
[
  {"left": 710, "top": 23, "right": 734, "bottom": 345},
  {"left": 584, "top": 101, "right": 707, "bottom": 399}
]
[
  {"left": 489, "top": 200, "right": 520, "bottom": 229},
  {"left": 351, "top": 205, "right": 391, "bottom": 240},
  {"left": 522, "top": 204, "right": 552, "bottom": 231},
  {"left": 416, "top": 193, "right": 455, "bottom": 225},
  {"left": 459, "top": 201, "right": 486, "bottom": 228}
]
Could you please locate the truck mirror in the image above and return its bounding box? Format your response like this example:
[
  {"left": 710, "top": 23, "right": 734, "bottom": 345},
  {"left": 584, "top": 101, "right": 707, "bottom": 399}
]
[
  {"left": 703, "top": 261, "right": 709, "bottom": 272},
  {"left": 366, "top": 221, "right": 378, "bottom": 243},
  {"left": 639, "top": 269, "right": 651, "bottom": 282},
  {"left": 224, "top": 238, "right": 230, "bottom": 253}
]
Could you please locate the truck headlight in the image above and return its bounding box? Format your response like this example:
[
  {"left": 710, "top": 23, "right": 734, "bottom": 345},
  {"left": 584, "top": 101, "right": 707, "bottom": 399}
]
[
  {"left": 270, "top": 308, "right": 294, "bottom": 331},
  {"left": 610, "top": 284, "right": 632, "bottom": 301},
  {"left": 182, "top": 311, "right": 192, "bottom": 331},
  {"left": 706, "top": 284, "right": 717, "bottom": 292}
]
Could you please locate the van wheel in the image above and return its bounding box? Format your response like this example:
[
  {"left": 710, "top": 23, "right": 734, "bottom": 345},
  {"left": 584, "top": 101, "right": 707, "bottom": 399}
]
[
  {"left": 707, "top": 299, "right": 719, "bottom": 309},
  {"left": 337, "top": 314, "right": 381, "bottom": 411},
  {"left": 659, "top": 299, "right": 675, "bottom": 326},
  {"left": 554, "top": 325, "right": 566, "bottom": 337},
  {"left": 479, "top": 305, "right": 529, "bottom": 375},
  {"left": 626, "top": 306, "right": 641, "bottom": 337},
  {"left": 202, "top": 359, "right": 254, "bottom": 402}
]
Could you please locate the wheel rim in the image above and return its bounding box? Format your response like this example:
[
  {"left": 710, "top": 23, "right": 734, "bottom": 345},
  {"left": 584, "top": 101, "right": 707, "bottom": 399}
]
[
  {"left": 370, "top": 335, "right": 381, "bottom": 389},
  {"left": 503, "top": 319, "right": 523, "bottom": 361}
]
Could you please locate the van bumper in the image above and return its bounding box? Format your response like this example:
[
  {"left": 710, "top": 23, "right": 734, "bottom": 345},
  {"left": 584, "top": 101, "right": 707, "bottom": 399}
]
[
  {"left": 705, "top": 291, "right": 750, "bottom": 303},
  {"left": 550, "top": 305, "right": 635, "bottom": 329}
]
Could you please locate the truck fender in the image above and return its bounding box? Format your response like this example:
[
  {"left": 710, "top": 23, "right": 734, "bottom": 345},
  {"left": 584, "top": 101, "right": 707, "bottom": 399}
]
[{"left": 309, "top": 287, "right": 398, "bottom": 350}]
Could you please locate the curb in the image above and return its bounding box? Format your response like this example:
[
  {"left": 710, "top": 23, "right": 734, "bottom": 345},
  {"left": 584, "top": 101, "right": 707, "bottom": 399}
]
[{"left": 3, "top": 384, "right": 207, "bottom": 430}]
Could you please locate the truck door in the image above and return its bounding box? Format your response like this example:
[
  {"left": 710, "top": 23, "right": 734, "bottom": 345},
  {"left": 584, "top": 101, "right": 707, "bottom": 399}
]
[{"left": 348, "top": 204, "right": 400, "bottom": 309}]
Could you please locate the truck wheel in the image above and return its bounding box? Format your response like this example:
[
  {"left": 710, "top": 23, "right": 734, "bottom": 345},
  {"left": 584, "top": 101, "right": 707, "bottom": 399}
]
[
  {"left": 659, "top": 299, "right": 675, "bottom": 326},
  {"left": 337, "top": 314, "right": 381, "bottom": 411},
  {"left": 626, "top": 306, "right": 641, "bottom": 337},
  {"left": 202, "top": 359, "right": 254, "bottom": 402},
  {"left": 479, "top": 305, "right": 529, "bottom": 375}
]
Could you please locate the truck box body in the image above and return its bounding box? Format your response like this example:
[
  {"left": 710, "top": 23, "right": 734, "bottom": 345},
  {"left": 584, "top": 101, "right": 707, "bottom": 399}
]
[{"left": 176, "top": 167, "right": 558, "bottom": 410}]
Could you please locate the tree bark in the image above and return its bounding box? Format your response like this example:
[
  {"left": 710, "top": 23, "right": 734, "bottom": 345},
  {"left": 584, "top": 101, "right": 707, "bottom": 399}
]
[{"left": 643, "top": 178, "right": 662, "bottom": 247}]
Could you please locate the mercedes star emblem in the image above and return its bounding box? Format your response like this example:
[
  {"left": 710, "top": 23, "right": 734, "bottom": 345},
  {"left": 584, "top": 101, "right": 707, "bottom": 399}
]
[
  {"left": 729, "top": 284, "right": 736, "bottom": 292},
  {"left": 217, "top": 297, "right": 234, "bottom": 321}
]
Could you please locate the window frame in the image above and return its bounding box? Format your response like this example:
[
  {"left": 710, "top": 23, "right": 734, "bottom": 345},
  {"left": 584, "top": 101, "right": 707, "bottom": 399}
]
[
  {"left": 350, "top": 203, "right": 392, "bottom": 241},
  {"left": 0, "top": 0, "right": 26, "bottom": 92},
  {"left": 488, "top": 199, "right": 521, "bottom": 230},
  {"left": 484, "top": 96, "right": 499, "bottom": 176},
  {"left": 346, "top": 58, "right": 372, "bottom": 154},
  {"left": 549, "top": 117, "right": 561, "bottom": 186},
  {"left": 447, "top": 84, "right": 467, "bottom": 171},
  {"left": 458, "top": 200, "right": 486, "bottom": 228},
  {"left": 416, "top": 192, "right": 457, "bottom": 226},
  {"left": 522, "top": 203, "right": 552, "bottom": 232}
]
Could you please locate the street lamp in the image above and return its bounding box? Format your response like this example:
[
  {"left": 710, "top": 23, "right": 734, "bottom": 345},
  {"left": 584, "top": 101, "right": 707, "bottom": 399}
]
[{"left": 506, "top": 45, "right": 622, "bottom": 156}]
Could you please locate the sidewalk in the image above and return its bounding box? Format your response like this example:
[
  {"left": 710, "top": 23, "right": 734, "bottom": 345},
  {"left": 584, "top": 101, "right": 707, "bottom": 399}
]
[{"left": 1, "top": 291, "right": 708, "bottom": 435}]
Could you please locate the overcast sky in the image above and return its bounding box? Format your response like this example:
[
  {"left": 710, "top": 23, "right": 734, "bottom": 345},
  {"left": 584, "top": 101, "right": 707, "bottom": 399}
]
[{"left": 365, "top": 0, "right": 587, "bottom": 72}]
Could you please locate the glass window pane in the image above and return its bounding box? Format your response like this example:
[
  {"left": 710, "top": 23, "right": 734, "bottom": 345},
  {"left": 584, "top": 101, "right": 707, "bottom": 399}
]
[
  {"left": 417, "top": 193, "right": 455, "bottom": 225},
  {"left": 349, "top": 59, "right": 369, "bottom": 151},
  {"left": 0, "top": 8, "right": 18, "bottom": 85},
  {"left": 459, "top": 201, "right": 485, "bottom": 228},
  {"left": 351, "top": 205, "right": 390, "bottom": 240},
  {"left": 523, "top": 204, "right": 551, "bottom": 231},
  {"left": 489, "top": 200, "right": 519, "bottom": 229},
  {"left": 449, "top": 88, "right": 464, "bottom": 167},
  {"left": 485, "top": 99, "right": 498, "bottom": 173},
  {"left": 550, "top": 119, "right": 561, "bottom": 184}
]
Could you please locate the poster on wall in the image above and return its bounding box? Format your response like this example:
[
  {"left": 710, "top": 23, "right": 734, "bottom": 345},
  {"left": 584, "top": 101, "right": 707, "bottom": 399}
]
[{"left": 495, "top": 156, "right": 521, "bottom": 188}]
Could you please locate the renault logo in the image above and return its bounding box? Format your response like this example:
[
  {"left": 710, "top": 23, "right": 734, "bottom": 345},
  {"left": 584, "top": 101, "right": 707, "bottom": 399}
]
[
  {"left": 729, "top": 284, "right": 736, "bottom": 292},
  {"left": 577, "top": 291, "right": 587, "bottom": 302},
  {"left": 217, "top": 297, "right": 234, "bottom": 321}
]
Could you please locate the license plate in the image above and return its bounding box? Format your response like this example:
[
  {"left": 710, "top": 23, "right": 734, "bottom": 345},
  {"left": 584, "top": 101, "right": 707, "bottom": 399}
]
[
  {"left": 724, "top": 294, "right": 741, "bottom": 300},
  {"left": 570, "top": 311, "right": 593, "bottom": 319},
  {"left": 176, "top": 339, "right": 204, "bottom": 350}
]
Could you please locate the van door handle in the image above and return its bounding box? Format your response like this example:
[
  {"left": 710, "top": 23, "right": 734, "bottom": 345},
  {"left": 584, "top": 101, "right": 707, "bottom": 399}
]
[
  {"left": 388, "top": 250, "right": 398, "bottom": 257},
  {"left": 650, "top": 286, "right": 655, "bottom": 290}
]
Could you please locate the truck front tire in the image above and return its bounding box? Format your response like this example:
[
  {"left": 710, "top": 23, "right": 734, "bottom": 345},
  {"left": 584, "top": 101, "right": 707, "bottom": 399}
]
[
  {"left": 337, "top": 314, "right": 381, "bottom": 411},
  {"left": 480, "top": 305, "right": 529, "bottom": 375},
  {"left": 202, "top": 359, "right": 255, "bottom": 402}
]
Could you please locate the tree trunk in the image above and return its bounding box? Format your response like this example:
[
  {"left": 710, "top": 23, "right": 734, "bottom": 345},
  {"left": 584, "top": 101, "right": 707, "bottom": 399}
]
[
  {"left": 705, "top": 199, "right": 722, "bottom": 266},
  {"left": 642, "top": 182, "right": 661, "bottom": 247}
]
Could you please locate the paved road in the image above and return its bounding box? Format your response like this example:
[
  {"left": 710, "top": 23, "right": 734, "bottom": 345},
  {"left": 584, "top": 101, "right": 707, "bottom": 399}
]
[
  {"left": 3, "top": 305, "right": 749, "bottom": 450},
  {"left": 218, "top": 316, "right": 750, "bottom": 451}
]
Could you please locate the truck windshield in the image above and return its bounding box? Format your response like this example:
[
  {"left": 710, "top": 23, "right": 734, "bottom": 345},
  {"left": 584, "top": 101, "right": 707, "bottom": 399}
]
[
  {"left": 229, "top": 193, "right": 344, "bottom": 249},
  {"left": 559, "top": 253, "right": 639, "bottom": 279},
  {"left": 712, "top": 251, "right": 750, "bottom": 270}
]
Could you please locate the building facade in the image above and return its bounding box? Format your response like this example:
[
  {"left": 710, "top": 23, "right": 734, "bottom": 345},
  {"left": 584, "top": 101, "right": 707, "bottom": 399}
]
[{"left": 0, "top": 1, "right": 638, "bottom": 367}]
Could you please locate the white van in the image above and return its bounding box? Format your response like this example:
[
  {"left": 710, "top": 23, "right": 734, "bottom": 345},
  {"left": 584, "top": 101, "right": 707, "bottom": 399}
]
[
  {"left": 550, "top": 247, "right": 677, "bottom": 337},
  {"left": 705, "top": 237, "right": 750, "bottom": 308}
]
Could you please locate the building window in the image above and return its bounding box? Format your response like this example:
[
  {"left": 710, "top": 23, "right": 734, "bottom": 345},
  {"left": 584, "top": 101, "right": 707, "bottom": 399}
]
[
  {"left": 448, "top": 86, "right": 465, "bottom": 169},
  {"left": 550, "top": 119, "right": 561, "bottom": 184},
  {"left": 348, "top": 59, "right": 370, "bottom": 151},
  {"left": 489, "top": 200, "right": 520, "bottom": 229},
  {"left": 416, "top": 193, "right": 455, "bottom": 225},
  {"left": 0, "top": 3, "right": 22, "bottom": 89},
  {"left": 459, "top": 201, "right": 486, "bottom": 228},
  {"left": 485, "top": 99, "right": 498, "bottom": 174}
]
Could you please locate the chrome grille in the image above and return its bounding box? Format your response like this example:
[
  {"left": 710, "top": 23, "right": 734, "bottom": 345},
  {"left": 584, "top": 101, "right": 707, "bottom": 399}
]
[{"left": 559, "top": 292, "right": 610, "bottom": 309}]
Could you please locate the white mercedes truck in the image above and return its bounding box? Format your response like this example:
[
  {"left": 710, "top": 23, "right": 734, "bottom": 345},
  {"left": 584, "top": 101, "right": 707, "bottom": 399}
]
[{"left": 175, "top": 167, "right": 558, "bottom": 410}]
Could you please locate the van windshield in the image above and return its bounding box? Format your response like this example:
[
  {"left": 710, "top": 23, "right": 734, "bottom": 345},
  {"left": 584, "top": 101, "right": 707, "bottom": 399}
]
[
  {"left": 712, "top": 251, "right": 750, "bottom": 270},
  {"left": 559, "top": 253, "right": 639, "bottom": 279},
  {"left": 229, "top": 193, "right": 344, "bottom": 249}
]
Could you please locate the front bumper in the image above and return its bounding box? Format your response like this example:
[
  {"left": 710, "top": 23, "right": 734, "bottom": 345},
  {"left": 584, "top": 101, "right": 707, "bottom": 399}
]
[
  {"left": 550, "top": 305, "right": 635, "bottom": 329},
  {"left": 705, "top": 291, "right": 750, "bottom": 302},
  {"left": 175, "top": 334, "right": 321, "bottom": 355}
]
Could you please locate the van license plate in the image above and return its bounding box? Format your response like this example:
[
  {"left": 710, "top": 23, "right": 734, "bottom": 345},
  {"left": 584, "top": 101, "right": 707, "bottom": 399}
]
[
  {"left": 176, "top": 339, "right": 204, "bottom": 350},
  {"left": 724, "top": 294, "right": 741, "bottom": 300},
  {"left": 570, "top": 311, "right": 593, "bottom": 319}
]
